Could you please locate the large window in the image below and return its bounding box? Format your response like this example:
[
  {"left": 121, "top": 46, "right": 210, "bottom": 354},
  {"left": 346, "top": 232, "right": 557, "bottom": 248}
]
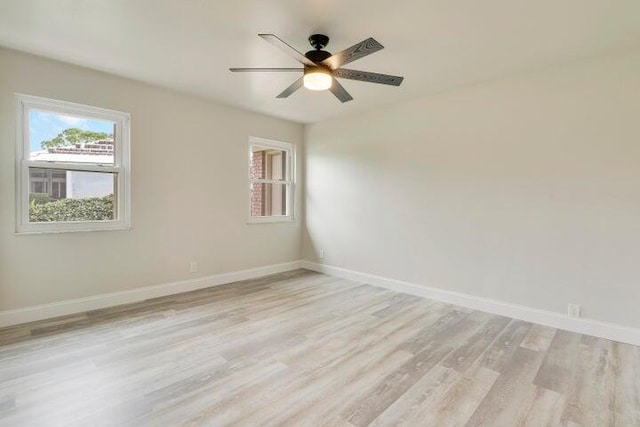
[
  {"left": 16, "top": 94, "right": 131, "bottom": 233},
  {"left": 248, "top": 137, "right": 294, "bottom": 223}
]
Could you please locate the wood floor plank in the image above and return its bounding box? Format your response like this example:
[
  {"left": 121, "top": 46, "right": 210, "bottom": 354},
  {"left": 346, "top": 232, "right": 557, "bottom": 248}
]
[
  {"left": 612, "top": 340, "right": 640, "bottom": 425},
  {"left": 513, "top": 386, "right": 565, "bottom": 427},
  {"left": 370, "top": 293, "right": 423, "bottom": 319},
  {"left": 478, "top": 319, "right": 532, "bottom": 373},
  {"left": 0, "top": 269, "right": 637, "bottom": 426},
  {"left": 398, "top": 309, "right": 485, "bottom": 355},
  {"left": 138, "top": 359, "right": 289, "bottom": 427},
  {"left": 406, "top": 365, "right": 499, "bottom": 426},
  {"left": 520, "top": 323, "right": 557, "bottom": 352},
  {"left": 205, "top": 349, "right": 414, "bottom": 426},
  {"left": 0, "top": 396, "right": 14, "bottom": 412},
  {"left": 533, "top": 329, "right": 582, "bottom": 394},
  {"left": 465, "top": 347, "right": 546, "bottom": 426},
  {"left": 368, "top": 364, "right": 461, "bottom": 426},
  {"left": 342, "top": 340, "right": 455, "bottom": 426},
  {"left": 560, "top": 335, "right": 617, "bottom": 426},
  {"left": 440, "top": 314, "right": 511, "bottom": 373}
]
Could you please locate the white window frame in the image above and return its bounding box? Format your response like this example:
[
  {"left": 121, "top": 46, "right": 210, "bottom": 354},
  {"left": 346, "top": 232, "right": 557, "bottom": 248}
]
[
  {"left": 15, "top": 94, "right": 131, "bottom": 234},
  {"left": 248, "top": 136, "right": 295, "bottom": 224}
]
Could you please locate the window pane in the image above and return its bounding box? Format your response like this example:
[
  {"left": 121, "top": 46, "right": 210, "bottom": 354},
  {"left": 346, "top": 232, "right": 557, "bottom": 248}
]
[
  {"left": 28, "top": 168, "right": 116, "bottom": 222},
  {"left": 250, "top": 182, "right": 288, "bottom": 217},
  {"left": 250, "top": 146, "right": 287, "bottom": 181},
  {"left": 29, "top": 110, "right": 116, "bottom": 164}
]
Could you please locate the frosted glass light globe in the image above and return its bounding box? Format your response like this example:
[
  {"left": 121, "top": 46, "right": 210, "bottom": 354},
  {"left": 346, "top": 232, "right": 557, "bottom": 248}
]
[{"left": 303, "top": 71, "right": 332, "bottom": 91}]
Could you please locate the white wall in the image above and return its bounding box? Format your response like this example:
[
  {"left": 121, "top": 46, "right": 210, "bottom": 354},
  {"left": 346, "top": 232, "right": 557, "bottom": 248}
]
[
  {"left": 0, "top": 47, "right": 303, "bottom": 311},
  {"left": 303, "top": 50, "right": 640, "bottom": 329}
]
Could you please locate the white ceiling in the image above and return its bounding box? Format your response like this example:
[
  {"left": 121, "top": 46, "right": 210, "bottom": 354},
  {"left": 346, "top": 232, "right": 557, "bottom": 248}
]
[{"left": 1, "top": 0, "right": 639, "bottom": 124}]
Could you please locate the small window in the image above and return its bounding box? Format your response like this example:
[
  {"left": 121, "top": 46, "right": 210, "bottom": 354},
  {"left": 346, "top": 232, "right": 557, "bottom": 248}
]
[
  {"left": 248, "top": 137, "right": 294, "bottom": 223},
  {"left": 16, "top": 94, "right": 131, "bottom": 233}
]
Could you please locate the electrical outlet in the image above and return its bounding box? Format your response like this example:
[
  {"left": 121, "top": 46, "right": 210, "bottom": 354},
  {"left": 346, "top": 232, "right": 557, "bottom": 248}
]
[
  {"left": 568, "top": 303, "right": 581, "bottom": 319},
  {"left": 319, "top": 249, "right": 324, "bottom": 259},
  {"left": 189, "top": 261, "right": 198, "bottom": 273}
]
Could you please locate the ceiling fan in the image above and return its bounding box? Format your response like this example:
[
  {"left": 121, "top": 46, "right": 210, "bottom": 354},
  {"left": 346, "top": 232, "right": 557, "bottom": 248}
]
[{"left": 230, "top": 34, "right": 404, "bottom": 103}]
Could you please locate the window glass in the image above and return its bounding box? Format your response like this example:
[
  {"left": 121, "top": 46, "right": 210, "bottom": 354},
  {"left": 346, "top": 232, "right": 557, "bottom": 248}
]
[
  {"left": 29, "top": 110, "right": 115, "bottom": 165},
  {"left": 250, "top": 147, "right": 288, "bottom": 181},
  {"left": 250, "top": 182, "right": 289, "bottom": 217},
  {"left": 28, "top": 168, "right": 116, "bottom": 222}
]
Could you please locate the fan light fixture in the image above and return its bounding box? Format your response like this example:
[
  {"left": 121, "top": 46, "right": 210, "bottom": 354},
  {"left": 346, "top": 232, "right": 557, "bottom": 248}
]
[{"left": 303, "top": 68, "right": 332, "bottom": 91}]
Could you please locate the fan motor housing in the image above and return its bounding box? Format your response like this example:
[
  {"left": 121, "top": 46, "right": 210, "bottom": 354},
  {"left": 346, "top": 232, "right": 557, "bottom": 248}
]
[
  {"left": 305, "top": 49, "right": 332, "bottom": 63},
  {"left": 303, "top": 64, "right": 332, "bottom": 75}
]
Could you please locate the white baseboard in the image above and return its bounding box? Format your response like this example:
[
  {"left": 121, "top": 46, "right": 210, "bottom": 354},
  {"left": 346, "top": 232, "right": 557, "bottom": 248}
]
[
  {"left": 301, "top": 261, "right": 640, "bottom": 346},
  {"left": 0, "top": 261, "right": 303, "bottom": 328}
]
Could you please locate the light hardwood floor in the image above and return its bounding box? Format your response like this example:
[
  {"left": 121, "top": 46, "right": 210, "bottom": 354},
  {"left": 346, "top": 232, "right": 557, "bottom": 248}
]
[{"left": 0, "top": 270, "right": 638, "bottom": 426}]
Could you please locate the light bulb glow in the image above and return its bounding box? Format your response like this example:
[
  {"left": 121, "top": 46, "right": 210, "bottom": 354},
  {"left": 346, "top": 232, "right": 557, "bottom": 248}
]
[{"left": 303, "top": 71, "right": 332, "bottom": 91}]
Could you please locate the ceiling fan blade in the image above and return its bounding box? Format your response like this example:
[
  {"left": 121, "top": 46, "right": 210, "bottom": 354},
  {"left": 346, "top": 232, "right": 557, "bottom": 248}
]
[
  {"left": 334, "top": 68, "right": 404, "bottom": 86},
  {"left": 329, "top": 79, "right": 353, "bottom": 103},
  {"left": 230, "top": 67, "right": 303, "bottom": 72},
  {"left": 322, "top": 38, "right": 384, "bottom": 69},
  {"left": 259, "top": 34, "right": 316, "bottom": 67},
  {"left": 276, "top": 77, "right": 304, "bottom": 98}
]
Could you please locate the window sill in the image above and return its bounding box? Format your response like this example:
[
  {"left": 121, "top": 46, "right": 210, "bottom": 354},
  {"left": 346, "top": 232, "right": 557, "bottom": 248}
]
[
  {"left": 247, "top": 216, "right": 295, "bottom": 225},
  {"left": 16, "top": 223, "right": 133, "bottom": 235}
]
